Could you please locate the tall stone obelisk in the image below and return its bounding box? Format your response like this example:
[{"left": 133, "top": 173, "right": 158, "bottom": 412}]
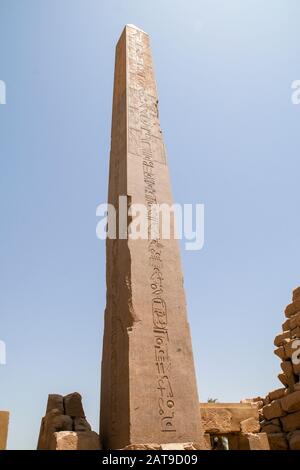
[{"left": 100, "top": 25, "right": 205, "bottom": 449}]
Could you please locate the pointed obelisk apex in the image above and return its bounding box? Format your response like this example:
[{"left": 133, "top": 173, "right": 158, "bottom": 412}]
[{"left": 100, "top": 25, "right": 206, "bottom": 449}]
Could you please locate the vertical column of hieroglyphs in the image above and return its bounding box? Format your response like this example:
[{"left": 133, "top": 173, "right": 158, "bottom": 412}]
[
  {"left": 125, "top": 25, "right": 206, "bottom": 447},
  {"left": 127, "top": 26, "right": 177, "bottom": 436}
]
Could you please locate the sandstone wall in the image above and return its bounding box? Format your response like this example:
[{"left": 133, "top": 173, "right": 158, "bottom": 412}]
[{"left": 258, "top": 287, "right": 300, "bottom": 450}]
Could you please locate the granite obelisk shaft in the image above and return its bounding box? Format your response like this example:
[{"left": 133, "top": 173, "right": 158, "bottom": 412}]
[{"left": 100, "top": 25, "right": 205, "bottom": 449}]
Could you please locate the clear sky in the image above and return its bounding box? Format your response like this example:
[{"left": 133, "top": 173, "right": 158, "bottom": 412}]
[{"left": 1, "top": 0, "right": 299, "bottom": 450}]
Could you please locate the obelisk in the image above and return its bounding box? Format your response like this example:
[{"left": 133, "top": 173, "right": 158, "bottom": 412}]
[{"left": 100, "top": 25, "right": 205, "bottom": 449}]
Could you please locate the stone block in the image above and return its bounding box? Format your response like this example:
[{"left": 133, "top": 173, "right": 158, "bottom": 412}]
[
  {"left": 267, "top": 433, "right": 289, "bottom": 450},
  {"left": 274, "top": 331, "right": 290, "bottom": 347},
  {"left": 293, "top": 287, "right": 300, "bottom": 302},
  {"left": 239, "top": 432, "right": 270, "bottom": 450},
  {"left": 122, "top": 444, "right": 161, "bottom": 450},
  {"left": 280, "top": 410, "right": 300, "bottom": 432},
  {"left": 0, "top": 411, "right": 9, "bottom": 450},
  {"left": 281, "top": 391, "right": 300, "bottom": 413},
  {"left": 278, "top": 373, "right": 289, "bottom": 387},
  {"left": 292, "top": 362, "right": 300, "bottom": 375},
  {"left": 240, "top": 417, "right": 260, "bottom": 433},
  {"left": 282, "top": 318, "right": 291, "bottom": 332},
  {"left": 274, "top": 347, "right": 287, "bottom": 360},
  {"left": 50, "top": 431, "right": 101, "bottom": 450},
  {"left": 284, "top": 340, "right": 299, "bottom": 359},
  {"left": 288, "top": 430, "right": 300, "bottom": 450},
  {"left": 64, "top": 393, "right": 85, "bottom": 418},
  {"left": 290, "top": 327, "right": 300, "bottom": 338},
  {"left": 46, "top": 394, "right": 64, "bottom": 414},
  {"left": 280, "top": 361, "right": 296, "bottom": 389},
  {"left": 160, "top": 443, "right": 186, "bottom": 450},
  {"left": 285, "top": 300, "right": 300, "bottom": 318},
  {"left": 261, "top": 423, "right": 282, "bottom": 434},
  {"left": 290, "top": 312, "right": 300, "bottom": 330},
  {"left": 261, "top": 418, "right": 282, "bottom": 434},
  {"left": 74, "top": 417, "right": 91, "bottom": 432},
  {"left": 263, "top": 400, "right": 285, "bottom": 420},
  {"left": 268, "top": 388, "right": 286, "bottom": 401}
]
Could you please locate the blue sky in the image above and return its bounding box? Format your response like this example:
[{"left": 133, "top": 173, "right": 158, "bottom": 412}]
[{"left": 0, "top": 0, "right": 299, "bottom": 449}]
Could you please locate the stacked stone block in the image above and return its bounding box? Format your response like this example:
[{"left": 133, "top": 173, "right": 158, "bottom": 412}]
[
  {"left": 37, "top": 392, "right": 101, "bottom": 450},
  {"left": 260, "top": 287, "right": 300, "bottom": 450},
  {"left": 200, "top": 402, "right": 269, "bottom": 450}
]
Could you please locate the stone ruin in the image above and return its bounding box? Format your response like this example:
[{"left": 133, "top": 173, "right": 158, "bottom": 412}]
[
  {"left": 37, "top": 393, "right": 101, "bottom": 450},
  {"left": 0, "top": 411, "right": 9, "bottom": 450},
  {"left": 34, "top": 286, "right": 300, "bottom": 450},
  {"left": 200, "top": 402, "right": 269, "bottom": 450},
  {"left": 252, "top": 286, "right": 300, "bottom": 450}
]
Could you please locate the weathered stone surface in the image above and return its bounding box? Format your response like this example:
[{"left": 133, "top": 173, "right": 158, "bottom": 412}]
[
  {"left": 74, "top": 417, "right": 91, "bottom": 432},
  {"left": 239, "top": 432, "right": 270, "bottom": 450},
  {"left": 122, "top": 444, "right": 161, "bottom": 450},
  {"left": 288, "top": 430, "right": 300, "bottom": 450},
  {"left": 267, "top": 433, "right": 289, "bottom": 450},
  {"left": 0, "top": 411, "right": 9, "bottom": 450},
  {"left": 122, "top": 442, "right": 205, "bottom": 450},
  {"left": 280, "top": 361, "right": 296, "bottom": 389},
  {"left": 281, "top": 391, "right": 300, "bottom": 413},
  {"left": 200, "top": 407, "right": 232, "bottom": 434},
  {"left": 292, "top": 362, "right": 300, "bottom": 375},
  {"left": 268, "top": 388, "right": 286, "bottom": 401},
  {"left": 290, "top": 327, "right": 300, "bottom": 338},
  {"left": 160, "top": 443, "right": 185, "bottom": 450},
  {"left": 37, "top": 410, "right": 73, "bottom": 450},
  {"left": 274, "top": 347, "right": 287, "bottom": 360},
  {"left": 46, "top": 394, "right": 64, "bottom": 414},
  {"left": 284, "top": 340, "right": 298, "bottom": 359},
  {"left": 261, "top": 422, "right": 282, "bottom": 434},
  {"left": 290, "top": 312, "right": 300, "bottom": 330},
  {"left": 50, "top": 431, "right": 78, "bottom": 450},
  {"left": 50, "top": 431, "right": 101, "bottom": 450},
  {"left": 278, "top": 373, "right": 289, "bottom": 387},
  {"left": 100, "top": 24, "right": 206, "bottom": 450},
  {"left": 64, "top": 393, "right": 85, "bottom": 418},
  {"left": 281, "top": 359, "right": 293, "bottom": 375},
  {"left": 293, "top": 287, "right": 300, "bottom": 302},
  {"left": 280, "top": 410, "right": 300, "bottom": 432},
  {"left": 274, "top": 331, "right": 290, "bottom": 347},
  {"left": 282, "top": 318, "right": 291, "bottom": 332},
  {"left": 263, "top": 400, "right": 285, "bottom": 420},
  {"left": 285, "top": 301, "right": 300, "bottom": 318},
  {"left": 240, "top": 417, "right": 260, "bottom": 433},
  {"left": 200, "top": 403, "right": 259, "bottom": 434}
]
